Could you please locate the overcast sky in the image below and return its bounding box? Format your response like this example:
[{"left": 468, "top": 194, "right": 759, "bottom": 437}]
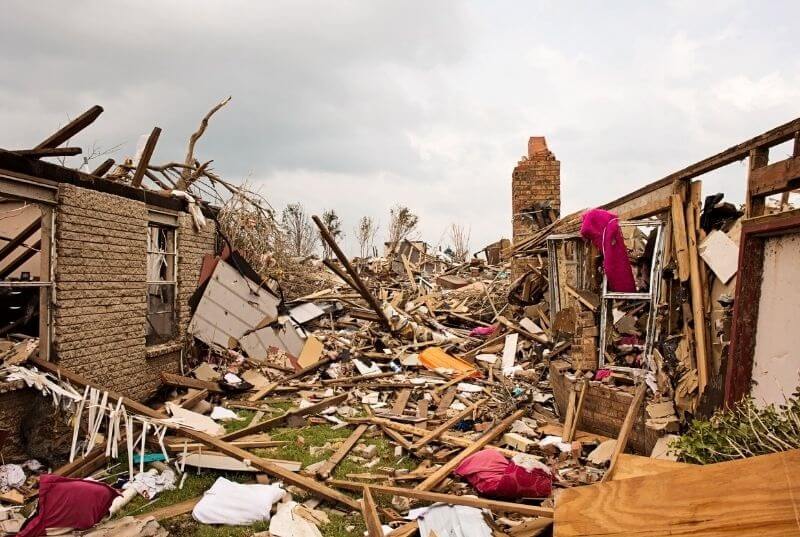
[{"left": 2, "top": 1, "right": 799, "bottom": 255}]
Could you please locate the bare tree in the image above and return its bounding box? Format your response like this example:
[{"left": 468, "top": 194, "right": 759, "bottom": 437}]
[
  {"left": 355, "top": 216, "right": 379, "bottom": 259},
  {"left": 281, "top": 203, "right": 319, "bottom": 257},
  {"left": 320, "top": 209, "right": 344, "bottom": 259},
  {"left": 387, "top": 205, "right": 419, "bottom": 253},
  {"left": 448, "top": 223, "right": 471, "bottom": 263}
]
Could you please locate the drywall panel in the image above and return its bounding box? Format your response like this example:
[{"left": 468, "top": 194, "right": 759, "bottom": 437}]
[{"left": 751, "top": 233, "right": 800, "bottom": 407}]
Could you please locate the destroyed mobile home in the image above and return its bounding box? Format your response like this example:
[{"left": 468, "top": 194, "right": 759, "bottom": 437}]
[{"left": 0, "top": 103, "right": 798, "bottom": 537}]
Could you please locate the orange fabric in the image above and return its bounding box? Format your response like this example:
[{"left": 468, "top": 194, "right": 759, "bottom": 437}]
[{"left": 419, "top": 347, "right": 480, "bottom": 378}]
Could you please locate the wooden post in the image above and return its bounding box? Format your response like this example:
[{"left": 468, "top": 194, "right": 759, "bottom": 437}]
[
  {"left": 745, "top": 146, "right": 770, "bottom": 218},
  {"left": 670, "top": 194, "right": 690, "bottom": 282},
  {"left": 685, "top": 181, "right": 710, "bottom": 394},
  {"left": 131, "top": 127, "right": 161, "bottom": 188},
  {"left": 313, "top": 215, "right": 392, "bottom": 331}
]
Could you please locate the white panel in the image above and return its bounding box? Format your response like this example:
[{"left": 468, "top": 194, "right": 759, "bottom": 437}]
[{"left": 751, "top": 233, "right": 800, "bottom": 408}]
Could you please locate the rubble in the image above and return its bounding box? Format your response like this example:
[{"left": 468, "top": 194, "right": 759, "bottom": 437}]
[{"left": 0, "top": 103, "right": 799, "bottom": 537}]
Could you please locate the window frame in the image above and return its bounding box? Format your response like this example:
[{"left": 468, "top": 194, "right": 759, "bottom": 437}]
[{"left": 145, "top": 218, "right": 178, "bottom": 347}]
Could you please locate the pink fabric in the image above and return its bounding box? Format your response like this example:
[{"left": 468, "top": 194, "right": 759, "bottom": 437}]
[
  {"left": 454, "top": 449, "right": 552, "bottom": 499},
  {"left": 594, "top": 369, "right": 612, "bottom": 381},
  {"left": 19, "top": 475, "right": 119, "bottom": 537},
  {"left": 580, "top": 209, "right": 636, "bottom": 293},
  {"left": 469, "top": 326, "right": 497, "bottom": 337}
]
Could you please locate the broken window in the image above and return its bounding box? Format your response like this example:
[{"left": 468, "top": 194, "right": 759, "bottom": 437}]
[{"left": 146, "top": 224, "right": 176, "bottom": 346}]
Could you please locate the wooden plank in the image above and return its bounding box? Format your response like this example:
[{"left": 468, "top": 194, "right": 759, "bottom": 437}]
[
  {"left": 160, "top": 372, "right": 222, "bottom": 393},
  {"left": 749, "top": 154, "right": 800, "bottom": 197},
  {"left": 362, "top": 486, "right": 384, "bottom": 537},
  {"left": 602, "top": 383, "right": 647, "bottom": 482},
  {"left": 410, "top": 399, "right": 485, "bottom": 451},
  {"left": 331, "top": 480, "right": 554, "bottom": 518},
  {"left": 15, "top": 147, "right": 82, "bottom": 158},
  {"left": 248, "top": 356, "right": 333, "bottom": 402},
  {"left": 554, "top": 449, "right": 800, "bottom": 537},
  {"left": 316, "top": 424, "right": 369, "bottom": 479},
  {"left": 131, "top": 127, "right": 161, "bottom": 188},
  {"left": 28, "top": 357, "right": 360, "bottom": 510},
  {"left": 380, "top": 425, "right": 414, "bottom": 451},
  {"left": 417, "top": 398, "right": 429, "bottom": 430},
  {"left": 561, "top": 388, "right": 577, "bottom": 443},
  {"left": 390, "top": 389, "right": 412, "bottom": 416},
  {"left": 165, "top": 439, "right": 287, "bottom": 451},
  {"left": 179, "top": 389, "right": 209, "bottom": 409},
  {"left": 746, "top": 146, "right": 770, "bottom": 218},
  {"left": 565, "top": 382, "right": 587, "bottom": 443},
  {"left": 684, "top": 182, "right": 710, "bottom": 394},
  {"left": 434, "top": 387, "right": 456, "bottom": 418},
  {"left": 91, "top": 158, "right": 115, "bottom": 177},
  {"left": 611, "top": 454, "right": 692, "bottom": 481},
  {"left": 670, "top": 194, "right": 690, "bottom": 282},
  {"left": 222, "top": 393, "right": 348, "bottom": 441},
  {"left": 139, "top": 497, "right": 201, "bottom": 521},
  {"left": 433, "top": 372, "right": 472, "bottom": 395},
  {"left": 416, "top": 409, "right": 525, "bottom": 491},
  {"left": 34, "top": 105, "right": 103, "bottom": 149}
]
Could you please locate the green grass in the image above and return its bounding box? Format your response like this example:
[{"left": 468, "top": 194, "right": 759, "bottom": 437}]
[{"left": 119, "top": 402, "right": 417, "bottom": 537}]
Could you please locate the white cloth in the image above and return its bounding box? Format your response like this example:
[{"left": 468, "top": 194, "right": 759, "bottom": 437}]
[
  {"left": 125, "top": 469, "right": 176, "bottom": 499},
  {"left": 192, "top": 477, "right": 285, "bottom": 525},
  {"left": 210, "top": 406, "right": 241, "bottom": 422},
  {"left": 0, "top": 465, "right": 25, "bottom": 492},
  {"left": 407, "top": 504, "right": 491, "bottom": 537}
]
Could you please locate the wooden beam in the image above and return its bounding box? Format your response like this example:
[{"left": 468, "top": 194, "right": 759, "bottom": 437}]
[
  {"left": 222, "top": 393, "right": 348, "bottom": 441},
  {"left": 313, "top": 215, "right": 393, "bottom": 331},
  {"left": 248, "top": 356, "right": 333, "bottom": 402},
  {"left": 0, "top": 239, "right": 40, "bottom": 279},
  {"left": 316, "top": 424, "right": 368, "bottom": 479},
  {"left": 362, "top": 486, "right": 384, "bottom": 537},
  {"left": 748, "top": 154, "right": 800, "bottom": 197},
  {"left": 91, "top": 158, "right": 115, "bottom": 177},
  {"left": 140, "top": 497, "right": 201, "bottom": 521},
  {"left": 554, "top": 449, "right": 800, "bottom": 537},
  {"left": 565, "top": 381, "right": 587, "bottom": 443},
  {"left": 179, "top": 389, "right": 209, "bottom": 409},
  {"left": 28, "top": 357, "right": 360, "bottom": 510},
  {"left": 745, "top": 146, "right": 770, "bottom": 218},
  {"left": 323, "top": 258, "right": 360, "bottom": 291},
  {"left": 416, "top": 408, "right": 525, "bottom": 491},
  {"left": 35, "top": 105, "right": 104, "bottom": 149},
  {"left": 131, "top": 127, "right": 161, "bottom": 188},
  {"left": 0, "top": 219, "right": 40, "bottom": 261},
  {"left": 670, "top": 194, "right": 690, "bottom": 282},
  {"left": 15, "top": 147, "right": 82, "bottom": 158},
  {"left": 160, "top": 372, "right": 222, "bottom": 393},
  {"left": 684, "top": 181, "right": 710, "bottom": 394},
  {"left": 331, "top": 481, "right": 554, "bottom": 518},
  {"left": 390, "top": 389, "right": 412, "bottom": 416},
  {"left": 602, "top": 383, "right": 647, "bottom": 482}
]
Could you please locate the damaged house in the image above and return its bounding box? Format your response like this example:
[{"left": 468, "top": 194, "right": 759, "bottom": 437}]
[{"left": 0, "top": 108, "right": 217, "bottom": 459}]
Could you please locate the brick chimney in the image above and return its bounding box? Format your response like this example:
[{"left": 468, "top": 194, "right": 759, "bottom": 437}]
[{"left": 511, "top": 136, "right": 561, "bottom": 245}]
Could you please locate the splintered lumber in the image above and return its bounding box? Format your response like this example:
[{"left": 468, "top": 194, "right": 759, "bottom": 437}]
[
  {"left": 561, "top": 388, "right": 577, "bottom": 443},
  {"left": 161, "top": 372, "right": 222, "bottom": 393},
  {"left": 313, "top": 214, "right": 392, "bottom": 331},
  {"left": 417, "top": 408, "right": 526, "bottom": 491},
  {"left": 434, "top": 387, "right": 457, "bottom": 417},
  {"left": 387, "top": 520, "right": 418, "bottom": 537},
  {"left": 380, "top": 425, "right": 414, "bottom": 451},
  {"left": 131, "top": 127, "right": 161, "bottom": 188},
  {"left": 362, "top": 486, "right": 384, "bottom": 537},
  {"left": 35, "top": 105, "right": 103, "bottom": 149},
  {"left": 322, "top": 371, "right": 396, "bottom": 385},
  {"left": 565, "top": 381, "right": 587, "bottom": 443},
  {"left": 28, "top": 357, "right": 360, "bottom": 510},
  {"left": 316, "top": 424, "right": 369, "bottom": 479},
  {"left": 554, "top": 449, "right": 800, "bottom": 537},
  {"left": 417, "top": 398, "right": 429, "bottom": 429},
  {"left": 249, "top": 356, "right": 333, "bottom": 402},
  {"left": 602, "top": 383, "right": 647, "bottom": 482},
  {"left": 670, "top": 194, "right": 690, "bottom": 282},
  {"left": 433, "top": 371, "right": 473, "bottom": 395},
  {"left": 222, "top": 393, "right": 348, "bottom": 441},
  {"left": 410, "top": 398, "right": 486, "bottom": 451},
  {"left": 331, "top": 481, "right": 554, "bottom": 518}
]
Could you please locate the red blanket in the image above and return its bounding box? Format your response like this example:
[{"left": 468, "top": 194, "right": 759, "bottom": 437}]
[
  {"left": 19, "top": 475, "right": 119, "bottom": 537},
  {"left": 454, "top": 449, "right": 552, "bottom": 499}
]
